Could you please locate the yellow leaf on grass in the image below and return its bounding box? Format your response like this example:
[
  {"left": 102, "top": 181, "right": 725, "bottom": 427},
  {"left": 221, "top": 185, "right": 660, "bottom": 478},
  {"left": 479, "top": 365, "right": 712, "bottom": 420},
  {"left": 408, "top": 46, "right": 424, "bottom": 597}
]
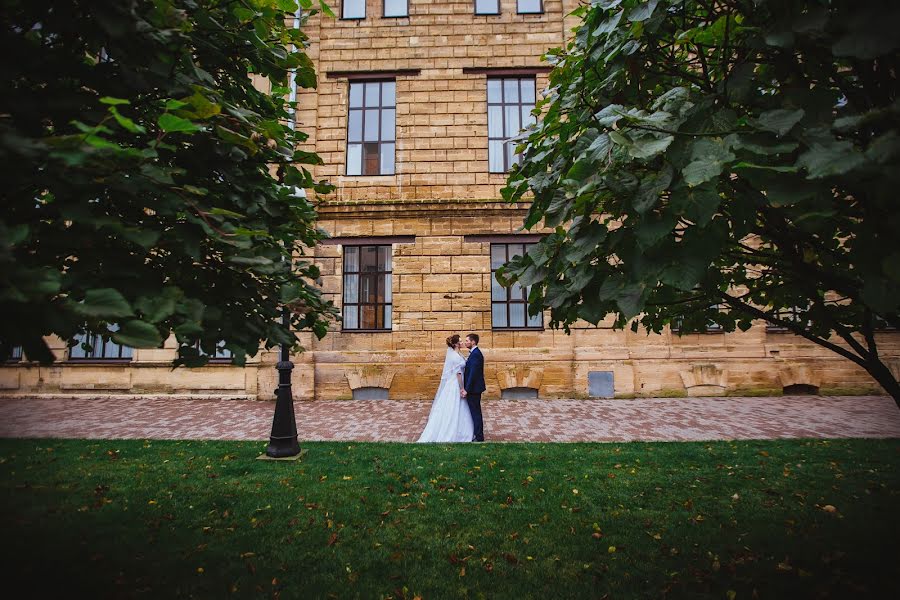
[{"left": 608, "top": 546, "right": 616, "bottom": 553}]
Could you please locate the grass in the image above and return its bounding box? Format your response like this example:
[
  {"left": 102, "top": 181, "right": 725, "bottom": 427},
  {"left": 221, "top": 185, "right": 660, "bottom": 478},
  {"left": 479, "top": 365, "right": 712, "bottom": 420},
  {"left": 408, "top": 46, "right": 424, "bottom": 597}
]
[{"left": 1, "top": 438, "right": 898, "bottom": 599}]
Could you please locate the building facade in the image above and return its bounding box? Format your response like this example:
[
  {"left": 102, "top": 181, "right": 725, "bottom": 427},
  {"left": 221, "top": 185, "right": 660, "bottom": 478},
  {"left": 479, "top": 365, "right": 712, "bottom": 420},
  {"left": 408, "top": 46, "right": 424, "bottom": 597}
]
[{"left": 2, "top": 0, "right": 898, "bottom": 400}]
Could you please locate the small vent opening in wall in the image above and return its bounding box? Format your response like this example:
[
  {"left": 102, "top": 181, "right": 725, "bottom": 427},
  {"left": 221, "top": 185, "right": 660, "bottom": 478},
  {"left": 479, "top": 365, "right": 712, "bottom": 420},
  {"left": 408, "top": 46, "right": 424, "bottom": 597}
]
[
  {"left": 588, "top": 371, "right": 614, "bottom": 398},
  {"left": 783, "top": 383, "right": 819, "bottom": 396},
  {"left": 500, "top": 387, "right": 538, "bottom": 400},
  {"left": 352, "top": 387, "right": 389, "bottom": 400}
]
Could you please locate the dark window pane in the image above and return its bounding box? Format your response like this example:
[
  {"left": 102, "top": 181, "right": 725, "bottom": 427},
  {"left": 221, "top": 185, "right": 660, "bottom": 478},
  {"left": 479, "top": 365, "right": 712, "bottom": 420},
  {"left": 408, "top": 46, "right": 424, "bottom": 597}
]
[
  {"left": 361, "top": 305, "right": 377, "bottom": 329},
  {"left": 363, "top": 143, "right": 380, "bottom": 175},
  {"left": 361, "top": 246, "right": 379, "bottom": 271},
  {"left": 508, "top": 244, "right": 525, "bottom": 260}
]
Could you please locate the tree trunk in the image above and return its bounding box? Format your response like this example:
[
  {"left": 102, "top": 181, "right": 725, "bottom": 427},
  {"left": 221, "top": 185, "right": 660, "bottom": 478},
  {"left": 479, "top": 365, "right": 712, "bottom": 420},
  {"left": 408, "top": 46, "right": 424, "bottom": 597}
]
[{"left": 865, "top": 358, "right": 900, "bottom": 409}]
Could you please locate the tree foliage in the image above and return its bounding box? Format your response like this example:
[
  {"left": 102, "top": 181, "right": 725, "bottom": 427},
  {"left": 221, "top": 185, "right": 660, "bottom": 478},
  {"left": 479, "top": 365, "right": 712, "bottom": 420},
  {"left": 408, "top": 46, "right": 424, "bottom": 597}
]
[
  {"left": 502, "top": 0, "right": 900, "bottom": 401},
  {"left": 0, "top": 0, "right": 338, "bottom": 366}
]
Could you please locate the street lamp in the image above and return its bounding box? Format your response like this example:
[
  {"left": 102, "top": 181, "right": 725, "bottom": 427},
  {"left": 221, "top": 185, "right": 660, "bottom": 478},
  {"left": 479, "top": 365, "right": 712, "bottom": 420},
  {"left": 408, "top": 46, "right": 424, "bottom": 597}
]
[{"left": 264, "top": 7, "right": 305, "bottom": 459}]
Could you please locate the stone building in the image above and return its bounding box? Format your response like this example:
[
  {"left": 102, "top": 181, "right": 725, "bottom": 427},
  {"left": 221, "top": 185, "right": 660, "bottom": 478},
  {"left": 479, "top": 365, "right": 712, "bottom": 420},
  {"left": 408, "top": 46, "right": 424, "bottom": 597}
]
[{"left": 2, "top": 0, "right": 898, "bottom": 400}]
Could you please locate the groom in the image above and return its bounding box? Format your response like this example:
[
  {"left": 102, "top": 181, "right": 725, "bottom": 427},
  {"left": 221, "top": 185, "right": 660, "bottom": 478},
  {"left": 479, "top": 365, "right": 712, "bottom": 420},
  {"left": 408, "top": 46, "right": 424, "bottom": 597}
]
[{"left": 462, "top": 333, "right": 486, "bottom": 442}]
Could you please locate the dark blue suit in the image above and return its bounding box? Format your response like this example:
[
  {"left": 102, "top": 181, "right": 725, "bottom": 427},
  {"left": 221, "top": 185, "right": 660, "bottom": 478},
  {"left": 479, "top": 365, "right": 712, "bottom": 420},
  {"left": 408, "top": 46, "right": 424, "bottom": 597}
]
[{"left": 464, "top": 346, "right": 486, "bottom": 441}]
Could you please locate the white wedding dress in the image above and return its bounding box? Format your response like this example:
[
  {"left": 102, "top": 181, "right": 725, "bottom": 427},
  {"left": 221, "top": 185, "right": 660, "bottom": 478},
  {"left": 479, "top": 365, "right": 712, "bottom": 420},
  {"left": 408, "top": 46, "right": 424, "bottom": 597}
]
[{"left": 417, "top": 348, "right": 475, "bottom": 443}]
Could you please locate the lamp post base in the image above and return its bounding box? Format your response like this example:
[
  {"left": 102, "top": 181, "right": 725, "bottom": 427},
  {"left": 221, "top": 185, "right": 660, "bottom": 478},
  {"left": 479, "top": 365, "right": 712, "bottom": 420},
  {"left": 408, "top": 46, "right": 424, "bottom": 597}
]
[{"left": 265, "top": 358, "right": 301, "bottom": 458}]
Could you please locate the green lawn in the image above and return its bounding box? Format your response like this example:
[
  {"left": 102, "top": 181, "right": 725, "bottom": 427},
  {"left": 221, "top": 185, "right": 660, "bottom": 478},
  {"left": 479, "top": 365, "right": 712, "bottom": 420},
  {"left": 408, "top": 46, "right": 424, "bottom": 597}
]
[{"left": 1, "top": 438, "right": 898, "bottom": 599}]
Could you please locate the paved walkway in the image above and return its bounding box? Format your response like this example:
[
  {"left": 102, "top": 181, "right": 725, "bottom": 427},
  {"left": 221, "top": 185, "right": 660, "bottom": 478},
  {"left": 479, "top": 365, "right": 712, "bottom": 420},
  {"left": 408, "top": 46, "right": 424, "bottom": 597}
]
[{"left": 0, "top": 395, "right": 899, "bottom": 442}]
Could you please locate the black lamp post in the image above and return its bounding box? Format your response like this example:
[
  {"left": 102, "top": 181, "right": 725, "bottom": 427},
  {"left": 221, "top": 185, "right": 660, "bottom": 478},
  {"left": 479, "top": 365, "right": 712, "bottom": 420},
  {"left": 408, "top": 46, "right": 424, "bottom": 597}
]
[
  {"left": 266, "top": 8, "right": 304, "bottom": 459},
  {"left": 265, "top": 307, "right": 301, "bottom": 458}
]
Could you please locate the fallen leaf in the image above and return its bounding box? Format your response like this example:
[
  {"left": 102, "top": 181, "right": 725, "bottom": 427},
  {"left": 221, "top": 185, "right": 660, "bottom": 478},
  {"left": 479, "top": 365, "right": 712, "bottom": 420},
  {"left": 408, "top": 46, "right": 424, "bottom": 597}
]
[
  {"left": 196, "top": 567, "right": 204, "bottom": 574},
  {"left": 821, "top": 505, "right": 837, "bottom": 513},
  {"left": 608, "top": 546, "right": 617, "bottom": 553},
  {"left": 327, "top": 533, "right": 338, "bottom": 546},
  {"left": 776, "top": 561, "right": 793, "bottom": 572},
  {"left": 459, "top": 567, "right": 465, "bottom": 577},
  {"left": 726, "top": 591, "right": 737, "bottom": 600},
  {"left": 592, "top": 532, "right": 602, "bottom": 539}
]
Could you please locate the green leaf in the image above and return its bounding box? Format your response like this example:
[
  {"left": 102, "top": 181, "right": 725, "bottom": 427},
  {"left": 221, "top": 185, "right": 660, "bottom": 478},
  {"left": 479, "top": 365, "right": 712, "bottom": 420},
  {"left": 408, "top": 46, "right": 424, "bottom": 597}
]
[
  {"left": 74, "top": 288, "right": 134, "bottom": 318},
  {"left": 112, "top": 320, "right": 163, "bottom": 348},
  {"left": 796, "top": 141, "right": 866, "bottom": 179},
  {"left": 158, "top": 113, "right": 202, "bottom": 133},
  {"left": 682, "top": 139, "right": 735, "bottom": 186},
  {"left": 627, "top": 0, "right": 659, "bottom": 23},
  {"left": 670, "top": 183, "right": 721, "bottom": 226},
  {"left": 109, "top": 107, "right": 146, "bottom": 134},
  {"left": 99, "top": 97, "right": 130, "bottom": 106},
  {"left": 750, "top": 109, "right": 804, "bottom": 137},
  {"left": 209, "top": 207, "right": 247, "bottom": 219},
  {"left": 629, "top": 135, "right": 674, "bottom": 159}
]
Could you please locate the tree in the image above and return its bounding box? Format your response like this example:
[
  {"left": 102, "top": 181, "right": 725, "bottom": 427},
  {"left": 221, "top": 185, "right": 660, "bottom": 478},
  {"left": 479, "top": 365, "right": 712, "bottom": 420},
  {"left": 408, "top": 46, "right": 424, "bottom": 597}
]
[
  {"left": 0, "top": 0, "right": 338, "bottom": 367},
  {"left": 501, "top": 0, "right": 900, "bottom": 403}
]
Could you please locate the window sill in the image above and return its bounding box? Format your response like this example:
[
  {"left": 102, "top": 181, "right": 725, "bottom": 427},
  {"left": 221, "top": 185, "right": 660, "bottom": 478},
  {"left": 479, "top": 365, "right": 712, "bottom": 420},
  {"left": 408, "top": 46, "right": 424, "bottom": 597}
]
[
  {"left": 671, "top": 330, "right": 725, "bottom": 335},
  {"left": 343, "top": 174, "right": 397, "bottom": 179},
  {"left": 492, "top": 327, "right": 544, "bottom": 332},
  {"left": 66, "top": 359, "right": 134, "bottom": 364},
  {"left": 340, "top": 329, "right": 393, "bottom": 333}
]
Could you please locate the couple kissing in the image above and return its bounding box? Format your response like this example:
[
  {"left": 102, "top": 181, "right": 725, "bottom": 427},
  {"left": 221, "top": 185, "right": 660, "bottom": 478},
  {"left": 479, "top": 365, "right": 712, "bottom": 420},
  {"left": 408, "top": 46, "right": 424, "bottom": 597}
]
[{"left": 417, "top": 333, "right": 486, "bottom": 443}]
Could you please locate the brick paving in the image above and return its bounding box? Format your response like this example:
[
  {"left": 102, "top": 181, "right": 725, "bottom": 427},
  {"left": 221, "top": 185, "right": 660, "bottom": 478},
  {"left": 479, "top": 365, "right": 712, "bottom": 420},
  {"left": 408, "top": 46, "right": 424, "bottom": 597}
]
[{"left": 0, "top": 395, "right": 899, "bottom": 442}]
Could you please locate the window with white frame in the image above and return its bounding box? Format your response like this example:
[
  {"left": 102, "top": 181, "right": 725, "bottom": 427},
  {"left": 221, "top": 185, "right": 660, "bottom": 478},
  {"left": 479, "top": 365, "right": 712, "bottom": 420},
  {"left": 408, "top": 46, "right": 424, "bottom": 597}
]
[
  {"left": 5, "top": 345, "right": 23, "bottom": 362},
  {"left": 384, "top": 0, "right": 408, "bottom": 17},
  {"left": 487, "top": 77, "right": 537, "bottom": 173},
  {"left": 342, "top": 0, "right": 365, "bottom": 19},
  {"left": 491, "top": 243, "right": 543, "bottom": 329},
  {"left": 346, "top": 80, "right": 396, "bottom": 176},
  {"left": 342, "top": 245, "right": 393, "bottom": 330}
]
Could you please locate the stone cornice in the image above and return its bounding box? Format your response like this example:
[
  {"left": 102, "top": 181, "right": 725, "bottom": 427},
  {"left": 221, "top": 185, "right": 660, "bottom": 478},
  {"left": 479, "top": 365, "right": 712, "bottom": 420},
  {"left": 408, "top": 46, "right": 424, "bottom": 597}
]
[{"left": 315, "top": 198, "right": 532, "bottom": 218}]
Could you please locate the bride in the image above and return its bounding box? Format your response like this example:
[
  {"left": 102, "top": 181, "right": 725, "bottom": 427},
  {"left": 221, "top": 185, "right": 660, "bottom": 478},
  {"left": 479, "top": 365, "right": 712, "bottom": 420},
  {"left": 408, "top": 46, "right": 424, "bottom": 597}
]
[{"left": 417, "top": 334, "right": 474, "bottom": 443}]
